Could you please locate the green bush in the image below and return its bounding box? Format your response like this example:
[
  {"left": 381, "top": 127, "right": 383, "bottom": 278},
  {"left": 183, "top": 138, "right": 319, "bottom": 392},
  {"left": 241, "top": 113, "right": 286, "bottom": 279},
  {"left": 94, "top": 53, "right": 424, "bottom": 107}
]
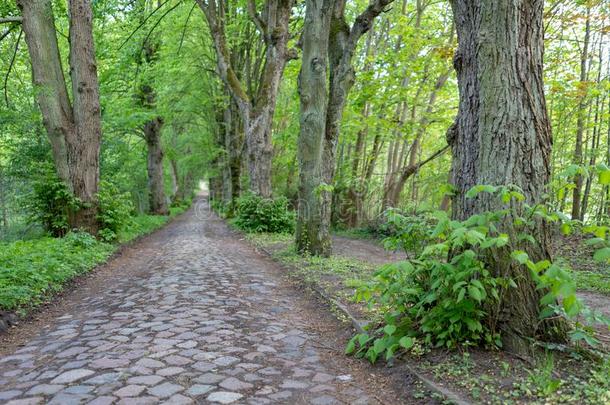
[
  {"left": 233, "top": 193, "right": 295, "bottom": 233},
  {"left": 24, "top": 171, "right": 80, "bottom": 237},
  {"left": 349, "top": 185, "right": 610, "bottom": 362},
  {"left": 97, "top": 181, "right": 135, "bottom": 241},
  {"left": 381, "top": 208, "right": 437, "bottom": 258},
  {"left": 0, "top": 232, "right": 114, "bottom": 311}
]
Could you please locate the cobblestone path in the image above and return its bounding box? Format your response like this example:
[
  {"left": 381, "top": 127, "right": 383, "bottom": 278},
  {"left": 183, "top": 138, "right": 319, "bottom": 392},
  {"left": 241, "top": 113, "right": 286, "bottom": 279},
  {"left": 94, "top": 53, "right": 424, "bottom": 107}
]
[{"left": 0, "top": 202, "right": 391, "bottom": 405}]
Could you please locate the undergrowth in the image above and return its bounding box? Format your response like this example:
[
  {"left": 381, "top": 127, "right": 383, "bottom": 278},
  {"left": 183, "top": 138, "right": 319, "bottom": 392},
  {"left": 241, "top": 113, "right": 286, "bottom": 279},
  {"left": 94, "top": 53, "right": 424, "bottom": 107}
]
[{"left": 0, "top": 204, "right": 189, "bottom": 314}]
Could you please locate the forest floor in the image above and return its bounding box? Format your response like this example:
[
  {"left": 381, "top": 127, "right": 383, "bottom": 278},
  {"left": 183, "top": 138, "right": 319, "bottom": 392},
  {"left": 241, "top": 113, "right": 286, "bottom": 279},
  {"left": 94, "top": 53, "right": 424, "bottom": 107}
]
[
  {"left": 246, "top": 229, "right": 610, "bottom": 404},
  {"left": 0, "top": 199, "right": 435, "bottom": 405}
]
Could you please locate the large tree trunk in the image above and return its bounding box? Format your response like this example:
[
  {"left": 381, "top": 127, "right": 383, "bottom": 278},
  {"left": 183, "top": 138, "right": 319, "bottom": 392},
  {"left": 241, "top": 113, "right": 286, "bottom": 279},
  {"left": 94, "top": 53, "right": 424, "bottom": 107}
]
[
  {"left": 450, "top": 0, "right": 567, "bottom": 351},
  {"left": 18, "top": 0, "right": 102, "bottom": 234},
  {"left": 67, "top": 0, "right": 102, "bottom": 232},
  {"left": 144, "top": 117, "right": 169, "bottom": 215},
  {"left": 17, "top": 0, "right": 72, "bottom": 186},
  {"left": 296, "top": 0, "right": 333, "bottom": 256}
]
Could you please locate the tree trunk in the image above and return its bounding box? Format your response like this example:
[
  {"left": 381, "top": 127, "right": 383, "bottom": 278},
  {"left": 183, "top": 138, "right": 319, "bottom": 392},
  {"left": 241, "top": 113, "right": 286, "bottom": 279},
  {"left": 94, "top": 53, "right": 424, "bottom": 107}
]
[
  {"left": 144, "top": 117, "right": 168, "bottom": 215},
  {"left": 296, "top": 0, "right": 333, "bottom": 256},
  {"left": 17, "top": 0, "right": 72, "bottom": 186},
  {"left": 169, "top": 157, "right": 179, "bottom": 199},
  {"left": 296, "top": 0, "right": 392, "bottom": 255},
  {"left": 571, "top": 7, "right": 590, "bottom": 221},
  {"left": 449, "top": 0, "right": 567, "bottom": 352},
  {"left": 196, "top": 0, "right": 294, "bottom": 198},
  {"left": 19, "top": 0, "right": 103, "bottom": 234}
]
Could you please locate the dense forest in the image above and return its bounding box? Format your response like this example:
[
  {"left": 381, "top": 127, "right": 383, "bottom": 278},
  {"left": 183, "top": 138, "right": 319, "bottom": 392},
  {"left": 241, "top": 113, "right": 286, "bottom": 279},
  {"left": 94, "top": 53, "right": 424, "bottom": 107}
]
[{"left": 1, "top": 0, "right": 610, "bottom": 403}]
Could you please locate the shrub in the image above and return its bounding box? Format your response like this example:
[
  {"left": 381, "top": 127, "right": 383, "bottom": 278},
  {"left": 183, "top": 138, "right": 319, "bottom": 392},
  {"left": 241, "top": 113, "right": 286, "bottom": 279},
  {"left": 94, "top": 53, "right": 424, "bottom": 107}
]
[
  {"left": 0, "top": 232, "right": 114, "bottom": 311},
  {"left": 24, "top": 171, "right": 80, "bottom": 237},
  {"left": 381, "top": 208, "right": 437, "bottom": 258},
  {"left": 349, "top": 185, "right": 610, "bottom": 363},
  {"left": 233, "top": 193, "right": 295, "bottom": 233},
  {"left": 97, "top": 181, "right": 135, "bottom": 241}
]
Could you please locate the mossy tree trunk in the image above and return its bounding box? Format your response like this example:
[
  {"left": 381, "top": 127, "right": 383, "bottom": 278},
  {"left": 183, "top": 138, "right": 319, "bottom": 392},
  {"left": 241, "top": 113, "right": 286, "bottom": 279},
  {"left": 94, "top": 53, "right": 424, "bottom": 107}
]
[
  {"left": 296, "top": 0, "right": 393, "bottom": 256},
  {"left": 449, "top": 0, "right": 567, "bottom": 351},
  {"left": 18, "top": 0, "right": 102, "bottom": 234}
]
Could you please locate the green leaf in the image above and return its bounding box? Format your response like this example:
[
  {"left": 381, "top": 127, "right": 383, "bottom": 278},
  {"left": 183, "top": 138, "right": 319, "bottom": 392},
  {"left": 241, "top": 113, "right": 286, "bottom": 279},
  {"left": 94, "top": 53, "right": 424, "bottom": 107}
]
[
  {"left": 512, "top": 250, "right": 529, "bottom": 264},
  {"left": 593, "top": 247, "right": 610, "bottom": 263},
  {"left": 399, "top": 336, "right": 414, "bottom": 349},
  {"left": 468, "top": 284, "right": 483, "bottom": 302},
  {"left": 384, "top": 324, "right": 397, "bottom": 336},
  {"left": 345, "top": 337, "right": 356, "bottom": 354},
  {"left": 599, "top": 168, "right": 610, "bottom": 185}
]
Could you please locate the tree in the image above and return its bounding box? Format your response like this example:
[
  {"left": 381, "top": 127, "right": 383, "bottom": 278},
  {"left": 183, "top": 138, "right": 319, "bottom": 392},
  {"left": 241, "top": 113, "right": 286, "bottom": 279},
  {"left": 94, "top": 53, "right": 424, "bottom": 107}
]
[
  {"left": 137, "top": 1, "right": 169, "bottom": 215},
  {"left": 296, "top": 0, "right": 394, "bottom": 256},
  {"left": 570, "top": 5, "right": 591, "bottom": 221},
  {"left": 16, "top": 0, "right": 102, "bottom": 234},
  {"left": 195, "top": 0, "right": 296, "bottom": 198},
  {"left": 449, "top": 0, "right": 566, "bottom": 350}
]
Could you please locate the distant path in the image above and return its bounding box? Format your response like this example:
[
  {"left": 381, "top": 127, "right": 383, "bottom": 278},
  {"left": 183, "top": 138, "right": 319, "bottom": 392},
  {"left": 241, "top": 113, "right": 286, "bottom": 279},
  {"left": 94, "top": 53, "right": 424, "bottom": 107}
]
[{"left": 0, "top": 200, "right": 405, "bottom": 405}]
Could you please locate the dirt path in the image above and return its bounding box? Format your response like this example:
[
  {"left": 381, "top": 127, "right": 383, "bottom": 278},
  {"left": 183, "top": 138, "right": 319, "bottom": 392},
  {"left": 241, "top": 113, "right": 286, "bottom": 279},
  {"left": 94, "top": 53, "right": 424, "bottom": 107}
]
[{"left": 0, "top": 201, "right": 411, "bottom": 405}]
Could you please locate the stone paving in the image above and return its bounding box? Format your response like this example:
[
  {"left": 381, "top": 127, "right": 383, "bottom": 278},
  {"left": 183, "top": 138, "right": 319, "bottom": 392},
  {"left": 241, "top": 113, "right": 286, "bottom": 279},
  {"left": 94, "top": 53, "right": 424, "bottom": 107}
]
[{"left": 0, "top": 203, "right": 377, "bottom": 405}]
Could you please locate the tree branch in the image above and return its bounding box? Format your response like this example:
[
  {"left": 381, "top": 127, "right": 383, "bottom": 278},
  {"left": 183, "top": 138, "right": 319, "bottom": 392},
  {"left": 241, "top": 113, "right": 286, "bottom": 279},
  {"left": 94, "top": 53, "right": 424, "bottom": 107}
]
[
  {"left": 348, "top": 0, "right": 394, "bottom": 50},
  {"left": 0, "top": 17, "right": 22, "bottom": 24},
  {"left": 195, "top": 0, "right": 250, "bottom": 108},
  {"left": 118, "top": 0, "right": 172, "bottom": 50},
  {"left": 4, "top": 29, "right": 22, "bottom": 108},
  {"left": 246, "top": 0, "right": 266, "bottom": 37}
]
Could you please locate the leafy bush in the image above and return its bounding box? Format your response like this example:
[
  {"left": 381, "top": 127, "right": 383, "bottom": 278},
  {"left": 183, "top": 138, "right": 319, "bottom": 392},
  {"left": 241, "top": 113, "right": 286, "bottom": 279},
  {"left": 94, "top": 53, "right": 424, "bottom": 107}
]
[
  {"left": 381, "top": 208, "right": 437, "bottom": 258},
  {"left": 0, "top": 232, "right": 114, "bottom": 311},
  {"left": 233, "top": 193, "right": 295, "bottom": 233},
  {"left": 97, "top": 181, "right": 135, "bottom": 241},
  {"left": 349, "top": 185, "right": 610, "bottom": 362},
  {"left": 24, "top": 171, "right": 80, "bottom": 237}
]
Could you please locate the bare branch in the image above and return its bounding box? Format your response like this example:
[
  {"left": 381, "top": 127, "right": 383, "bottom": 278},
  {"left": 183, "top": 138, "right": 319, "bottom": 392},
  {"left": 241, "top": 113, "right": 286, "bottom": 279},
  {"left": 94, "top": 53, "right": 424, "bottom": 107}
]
[
  {"left": 118, "top": 0, "right": 172, "bottom": 50},
  {"left": 348, "top": 0, "right": 394, "bottom": 49},
  {"left": 4, "top": 29, "right": 23, "bottom": 108},
  {"left": 246, "top": 0, "right": 266, "bottom": 37},
  {"left": 0, "top": 17, "right": 22, "bottom": 24},
  {"left": 177, "top": 2, "right": 196, "bottom": 55}
]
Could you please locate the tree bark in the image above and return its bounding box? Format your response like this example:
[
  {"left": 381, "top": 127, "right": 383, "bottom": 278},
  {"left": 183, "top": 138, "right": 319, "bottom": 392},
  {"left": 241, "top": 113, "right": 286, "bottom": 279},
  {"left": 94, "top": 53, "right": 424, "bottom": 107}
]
[
  {"left": 18, "top": 0, "right": 103, "bottom": 234},
  {"left": 17, "top": 0, "right": 72, "bottom": 185},
  {"left": 144, "top": 117, "right": 168, "bottom": 215},
  {"left": 449, "top": 0, "right": 567, "bottom": 351},
  {"left": 296, "top": 0, "right": 333, "bottom": 255},
  {"left": 571, "top": 7, "right": 591, "bottom": 221},
  {"left": 196, "top": 0, "right": 294, "bottom": 198}
]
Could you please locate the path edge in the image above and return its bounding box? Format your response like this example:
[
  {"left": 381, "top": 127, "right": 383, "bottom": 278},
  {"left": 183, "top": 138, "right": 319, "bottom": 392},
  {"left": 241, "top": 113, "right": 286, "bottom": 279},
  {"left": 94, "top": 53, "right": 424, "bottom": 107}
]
[{"left": 245, "top": 239, "right": 473, "bottom": 405}]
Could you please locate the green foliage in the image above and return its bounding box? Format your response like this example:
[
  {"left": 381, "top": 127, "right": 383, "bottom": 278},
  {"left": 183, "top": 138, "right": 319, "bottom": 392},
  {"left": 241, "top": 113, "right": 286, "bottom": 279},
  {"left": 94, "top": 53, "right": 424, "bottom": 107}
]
[
  {"left": 233, "top": 193, "right": 295, "bottom": 234},
  {"left": 380, "top": 208, "right": 437, "bottom": 258},
  {"left": 97, "top": 181, "right": 135, "bottom": 241},
  {"left": 349, "top": 185, "right": 610, "bottom": 362},
  {"left": 0, "top": 232, "right": 113, "bottom": 311},
  {"left": 24, "top": 168, "right": 81, "bottom": 237}
]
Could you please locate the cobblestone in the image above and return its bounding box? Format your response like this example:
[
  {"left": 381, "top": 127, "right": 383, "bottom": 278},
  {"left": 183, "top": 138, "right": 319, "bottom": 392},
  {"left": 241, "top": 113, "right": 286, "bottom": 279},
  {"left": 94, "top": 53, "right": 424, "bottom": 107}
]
[{"left": 0, "top": 204, "right": 378, "bottom": 403}]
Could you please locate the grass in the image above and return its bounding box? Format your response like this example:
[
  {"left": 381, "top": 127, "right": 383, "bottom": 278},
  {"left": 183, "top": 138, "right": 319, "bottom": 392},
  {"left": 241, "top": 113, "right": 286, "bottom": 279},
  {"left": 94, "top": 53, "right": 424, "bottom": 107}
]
[
  {"left": 0, "top": 205, "right": 189, "bottom": 314},
  {"left": 574, "top": 271, "right": 610, "bottom": 295},
  {"left": 243, "top": 230, "right": 610, "bottom": 404}
]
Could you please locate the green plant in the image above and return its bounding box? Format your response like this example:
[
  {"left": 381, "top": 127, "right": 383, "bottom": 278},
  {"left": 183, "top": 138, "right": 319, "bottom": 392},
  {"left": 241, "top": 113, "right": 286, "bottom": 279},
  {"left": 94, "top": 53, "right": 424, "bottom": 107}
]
[
  {"left": 233, "top": 193, "right": 295, "bottom": 233},
  {"left": 348, "top": 185, "right": 610, "bottom": 363},
  {"left": 24, "top": 169, "right": 81, "bottom": 237},
  {"left": 97, "top": 181, "right": 135, "bottom": 241},
  {"left": 381, "top": 208, "right": 437, "bottom": 258},
  {"left": 0, "top": 232, "right": 113, "bottom": 311}
]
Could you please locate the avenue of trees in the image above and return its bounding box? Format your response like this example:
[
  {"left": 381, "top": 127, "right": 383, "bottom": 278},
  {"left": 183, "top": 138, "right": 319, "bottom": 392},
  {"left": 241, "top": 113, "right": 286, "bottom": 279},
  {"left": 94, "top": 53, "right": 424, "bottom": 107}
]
[{"left": 1, "top": 0, "right": 609, "bottom": 355}]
